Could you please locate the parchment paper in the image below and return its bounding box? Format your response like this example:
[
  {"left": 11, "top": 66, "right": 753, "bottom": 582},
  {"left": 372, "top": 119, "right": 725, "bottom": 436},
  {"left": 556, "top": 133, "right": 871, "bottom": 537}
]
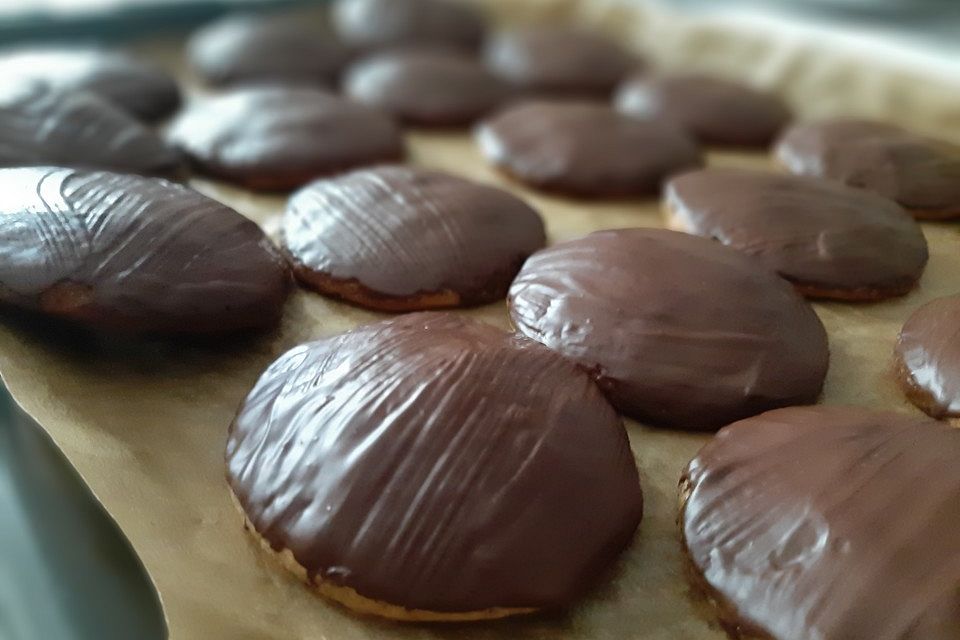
[{"left": 1, "top": 1, "right": 959, "bottom": 638}]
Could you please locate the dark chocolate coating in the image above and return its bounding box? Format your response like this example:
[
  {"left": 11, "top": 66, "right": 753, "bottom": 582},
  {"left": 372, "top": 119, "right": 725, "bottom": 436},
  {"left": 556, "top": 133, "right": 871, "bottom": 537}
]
[
  {"left": 682, "top": 405, "right": 960, "bottom": 640},
  {"left": 283, "top": 166, "right": 545, "bottom": 305},
  {"left": 665, "top": 168, "right": 929, "bottom": 298},
  {"left": 167, "top": 86, "right": 404, "bottom": 191},
  {"left": 483, "top": 27, "right": 635, "bottom": 97},
  {"left": 0, "top": 167, "right": 289, "bottom": 333},
  {"left": 895, "top": 295, "right": 960, "bottom": 418},
  {"left": 508, "top": 229, "right": 829, "bottom": 430},
  {"left": 343, "top": 49, "right": 508, "bottom": 127},
  {"left": 332, "top": 0, "right": 486, "bottom": 52},
  {"left": 0, "top": 82, "right": 182, "bottom": 176},
  {"left": 227, "top": 312, "right": 643, "bottom": 613},
  {"left": 476, "top": 100, "right": 703, "bottom": 197},
  {"left": 187, "top": 14, "right": 351, "bottom": 87},
  {"left": 614, "top": 74, "right": 791, "bottom": 147},
  {"left": 775, "top": 118, "right": 960, "bottom": 218},
  {"left": 0, "top": 47, "right": 181, "bottom": 122}
]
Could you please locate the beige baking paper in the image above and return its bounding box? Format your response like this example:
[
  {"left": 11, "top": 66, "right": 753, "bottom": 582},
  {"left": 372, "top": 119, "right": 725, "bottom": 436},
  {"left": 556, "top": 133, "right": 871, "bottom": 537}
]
[{"left": 1, "top": 1, "right": 959, "bottom": 638}]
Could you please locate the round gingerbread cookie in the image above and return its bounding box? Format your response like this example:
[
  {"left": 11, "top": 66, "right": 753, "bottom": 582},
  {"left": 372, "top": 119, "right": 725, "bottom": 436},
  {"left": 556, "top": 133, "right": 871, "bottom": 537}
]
[
  {"left": 282, "top": 166, "right": 545, "bottom": 311},
  {"left": 476, "top": 100, "right": 702, "bottom": 197},
  {"left": 614, "top": 73, "right": 791, "bottom": 147},
  {"left": 508, "top": 228, "right": 829, "bottom": 430},
  {"left": 0, "top": 82, "right": 182, "bottom": 176},
  {"left": 664, "top": 168, "right": 929, "bottom": 300},
  {"left": 226, "top": 312, "right": 643, "bottom": 621},
  {"left": 0, "top": 167, "right": 289, "bottom": 333},
  {"left": 167, "top": 86, "right": 404, "bottom": 191},
  {"left": 681, "top": 405, "right": 960, "bottom": 640},
  {"left": 774, "top": 118, "right": 960, "bottom": 220},
  {"left": 894, "top": 295, "right": 960, "bottom": 419},
  {"left": 332, "top": 0, "right": 486, "bottom": 52},
  {"left": 483, "top": 26, "right": 635, "bottom": 98},
  {"left": 0, "top": 47, "right": 181, "bottom": 122},
  {"left": 343, "top": 49, "right": 508, "bottom": 127},
  {"left": 187, "top": 14, "right": 351, "bottom": 87}
]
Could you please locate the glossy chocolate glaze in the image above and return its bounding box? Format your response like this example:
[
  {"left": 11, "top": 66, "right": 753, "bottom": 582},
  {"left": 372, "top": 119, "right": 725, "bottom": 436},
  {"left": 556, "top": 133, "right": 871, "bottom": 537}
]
[
  {"left": 665, "top": 168, "right": 928, "bottom": 298},
  {"left": 508, "top": 229, "right": 829, "bottom": 430},
  {"left": 483, "top": 27, "right": 635, "bottom": 97},
  {"left": 283, "top": 166, "right": 545, "bottom": 304},
  {"left": 0, "top": 82, "right": 182, "bottom": 176},
  {"left": 332, "top": 0, "right": 486, "bottom": 52},
  {"left": 614, "top": 74, "right": 791, "bottom": 147},
  {"left": 775, "top": 118, "right": 960, "bottom": 218},
  {"left": 0, "top": 167, "right": 289, "bottom": 333},
  {"left": 682, "top": 405, "right": 960, "bottom": 640},
  {"left": 188, "top": 14, "right": 351, "bottom": 87},
  {"left": 895, "top": 295, "right": 960, "bottom": 418},
  {"left": 0, "top": 47, "right": 181, "bottom": 122},
  {"left": 227, "top": 312, "right": 643, "bottom": 613},
  {"left": 167, "top": 86, "right": 404, "bottom": 191},
  {"left": 344, "top": 49, "right": 508, "bottom": 126},
  {"left": 476, "top": 100, "right": 703, "bottom": 197}
]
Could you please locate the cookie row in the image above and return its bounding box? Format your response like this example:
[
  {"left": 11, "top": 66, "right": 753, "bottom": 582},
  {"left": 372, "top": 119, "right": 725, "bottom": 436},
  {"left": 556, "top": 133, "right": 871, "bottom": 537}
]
[
  {"left": 1, "top": 5, "right": 957, "bottom": 221},
  {"left": 0, "top": 160, "right": 950, "bottom": 420},
  {"left": 0, "top": 75, "right": 944, "bottom": 305}
]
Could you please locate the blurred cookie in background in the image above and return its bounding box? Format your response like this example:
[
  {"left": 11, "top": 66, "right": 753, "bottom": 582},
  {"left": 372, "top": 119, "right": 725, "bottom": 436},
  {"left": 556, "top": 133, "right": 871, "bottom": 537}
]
[
  {"left": 167, "top": 85, "right": 404, "bottom": 191},
  {"left": 0, "top": 47, "right": 180, "bottom": 122},
  {"left": 187, "top": 13, "right": 351, "bottom": 87},
  {"left": 615, "top": 73, "right": 791, "bottom": 147},
  {"left": 332, "top": 0, "right": 487, "bottom": 53},
  {"left": 775, "top": 118, "right": 960, "bottom": 220},
  {"left": 476, "top": 100, "right": 702, "bottom": 198},
  {"left": 483, "top": 26, "right": 637, "bottom": 98},
  {"left": 343, "top": 49, "right": 508, "bottom": 127},
  {"left": 0, "top": 82, "right": 182, "bottom": 176}
]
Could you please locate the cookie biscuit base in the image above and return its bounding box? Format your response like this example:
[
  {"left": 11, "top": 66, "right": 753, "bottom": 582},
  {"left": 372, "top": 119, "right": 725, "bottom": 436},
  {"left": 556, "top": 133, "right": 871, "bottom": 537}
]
[
  {"left": 291, "top": 267, "right": 462, "bottom": 312},
  {"left": 892, "top": 352, "right": 960, "bottom": 424},
  {"left": 229, "top": 490, "right": 537, "bottom": 621}
]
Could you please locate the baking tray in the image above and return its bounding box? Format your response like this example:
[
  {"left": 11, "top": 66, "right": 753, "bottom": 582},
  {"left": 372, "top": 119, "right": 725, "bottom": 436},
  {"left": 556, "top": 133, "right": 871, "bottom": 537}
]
[
  {"left": 0, "top": 0, "right": 958, "bottom": 638},
  {"left": 0, "top": 386, "right": 164, "bottom": 640}
]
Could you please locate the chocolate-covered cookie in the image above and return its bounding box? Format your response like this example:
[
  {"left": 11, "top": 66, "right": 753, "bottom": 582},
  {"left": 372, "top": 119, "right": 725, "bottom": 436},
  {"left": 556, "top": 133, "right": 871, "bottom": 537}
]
[
  {"left": 681, "top": 405, "right": 960, "bottom": 640},
  {"left": 775, "top": 118, "right": 960, "bottom": 220},
  {"left": 665, "top": 168, "right": 928, "bottom": 300},
  {"left": 227, "top": 312, "right": 643, "bottom": 621},
  {"left": 614, "top": 74, "right": 790, "bottom": 147},
  {"left": 343, "top": 49, "right": 508, "bottom": 127},
  {"left": 187, "top": 14, "right": 351, "bottom": 87},
  {"left": 167, "top": 86, "right": 404, "bottom": 191},
  {"left": 508, "top": 229, "right": 828, "bottom": 429},
  {"left": 483, "top": 27, "right": 635, "bottom": 98},
  {"left": 0, "top": 47, "right": 181, "bottom": 122},
  {"left": 894, "top": 295, "right": 960, "bottom": 419},
  {"left": 0, "top": 167, "right": 289, "bottom": 333},
  {"left": 0, "top": 82, "right": 182, "bottom": 176},
  {"left": 282, "top": 166, "right": 545, "bottom": 311},
  {"left": 476, "top": 100, "right": 702, "bottom": 198},
  {"left": 332, "top": 0, "right": 486, "bottom": 52}
]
